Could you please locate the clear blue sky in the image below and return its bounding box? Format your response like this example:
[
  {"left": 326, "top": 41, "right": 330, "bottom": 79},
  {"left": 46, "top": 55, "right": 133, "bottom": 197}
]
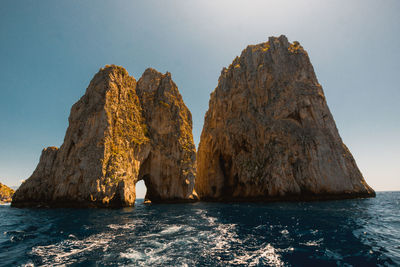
[{"left": 1, "top": 1, "right": 399, "bottom": 197}]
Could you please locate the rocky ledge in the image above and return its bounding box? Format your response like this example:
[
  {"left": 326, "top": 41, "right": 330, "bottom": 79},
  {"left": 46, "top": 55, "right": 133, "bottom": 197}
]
[
  {"left": 12, "top": 65, "right": 198, "bottom": 208},
  {"left": 195, "top": 35, "right": 375, "bottom": 201}
]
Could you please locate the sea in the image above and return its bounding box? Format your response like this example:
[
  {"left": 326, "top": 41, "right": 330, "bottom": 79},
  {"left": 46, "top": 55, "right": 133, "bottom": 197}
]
[{"left": 0, "top": 192, "right": 399, "bottom": 266}]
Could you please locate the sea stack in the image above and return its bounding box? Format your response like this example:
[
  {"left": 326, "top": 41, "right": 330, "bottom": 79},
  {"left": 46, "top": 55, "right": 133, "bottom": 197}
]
[
  {"left": 12, "top": 65, "right": 197, "bottom": 207},
  {"left": 196, "top": 35, "right": 375, "bottom": 201}
]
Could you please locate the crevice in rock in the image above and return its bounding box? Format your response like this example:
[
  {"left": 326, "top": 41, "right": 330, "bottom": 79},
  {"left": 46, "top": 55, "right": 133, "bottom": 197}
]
[
  {"left": 66, "top": 141, "right": 75, "bottom": 158},
  {"left": 219, "top": 153, "right": 235, "bottom": 198},
  {"left": 286, "top": 109, "right": 302, "bottom": 126}
]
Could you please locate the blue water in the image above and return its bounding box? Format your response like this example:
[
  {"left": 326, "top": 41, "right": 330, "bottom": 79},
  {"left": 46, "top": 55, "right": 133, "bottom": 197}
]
[{"left": 0, "top": 192, "right": 399, "bottom": 266}]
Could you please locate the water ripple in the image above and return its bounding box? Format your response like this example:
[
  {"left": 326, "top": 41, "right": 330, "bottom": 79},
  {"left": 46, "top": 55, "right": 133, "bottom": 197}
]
[{"left": 0, "top": 192, "right": 398, "bottom": 266}]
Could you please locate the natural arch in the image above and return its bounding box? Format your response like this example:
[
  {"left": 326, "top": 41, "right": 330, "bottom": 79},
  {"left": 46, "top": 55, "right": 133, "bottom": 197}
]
[
  {"left": 137, "top": 153, "right": 160, "bottom": 203},
  {"left": 11, "top": 65, "right": 198, "bottom": 208}
]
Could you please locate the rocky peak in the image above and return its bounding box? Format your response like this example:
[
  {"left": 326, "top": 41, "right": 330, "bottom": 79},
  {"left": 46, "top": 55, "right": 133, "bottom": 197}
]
[
  {"left": 136, "top": 68, "right": 197, "bottom": 202},
  {"left": 137, "top": 68, "right": 178, "bottom": 98},
  {"left": 12, "top": 65, "right": 197, "bottom": 207},
  {"left": 136, "top": 68, "right": 164, "bottom": 93},
  {"left": 196, "top": 35, "right": 375, "bottom": 201}
]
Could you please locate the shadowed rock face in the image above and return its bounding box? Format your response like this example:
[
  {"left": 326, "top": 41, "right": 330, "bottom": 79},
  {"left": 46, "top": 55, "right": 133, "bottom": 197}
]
[
  {"left": 12, "top": 65, "right": 197, "bottom": 208},
  {"left": 196, "top": 35, "right": 375, "bottom": 201}
]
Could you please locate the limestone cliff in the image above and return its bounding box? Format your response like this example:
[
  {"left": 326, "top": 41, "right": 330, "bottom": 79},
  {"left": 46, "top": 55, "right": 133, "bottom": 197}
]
[
  {"left": 12, "top": 65, "right": 197, "bottom": 208},
  {"left": 196, "top": 35, "right": 375, "bottom": 201},
  {"left": 0, "top": 182, "right": 15, "bottom": 203},
  {"left": 136, "top": 69, "right": 197, "bottom": 202}
]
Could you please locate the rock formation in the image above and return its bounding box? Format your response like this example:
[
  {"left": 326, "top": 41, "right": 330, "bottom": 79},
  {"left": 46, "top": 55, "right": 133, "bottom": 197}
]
[
  {"left": 136, "top": 69, "right": 197, "bottom": 202},
  {"left": 12, "top": 65, "right": 197, "bottom": 208},
  {"left": 196, "top": 35, "right": 375, "bottom": 201},
  {"left": 0, "top": 182, "right": 15, "bottom": 203}
]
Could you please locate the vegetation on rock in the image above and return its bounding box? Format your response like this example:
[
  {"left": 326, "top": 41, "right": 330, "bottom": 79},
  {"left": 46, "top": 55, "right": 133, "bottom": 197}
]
[{"left": 0, "top": 182, "right": 15, "bottom": 203}]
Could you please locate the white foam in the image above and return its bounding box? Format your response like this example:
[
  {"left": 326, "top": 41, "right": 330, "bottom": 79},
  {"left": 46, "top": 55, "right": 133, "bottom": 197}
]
[
  {"left": 231, "top": 244, "right": 284, "bottom": 267},
  {"left": 211, "top": 223, "right": 240, "bottom": 250},
  {"left": 120, "top": 249, "right": 146, "bottom": 261},
  {"left": 120, "top": 241, "right": 173, "bottom": 265},
  {"left": 281, "top": 229, "right": 289, "bottom": 235},
  {"left": 199, "top": 220, "right": 285, "bottom": 266},
  {"left": 159, "top": 225, "right": 182, "bottom": 235},
  {"left": 302, "top": 238, "right": 323, "bottom": 247},
  {"left": 31, "top": 232, "right": 116, "bottom": 266},
  {"left": 108, "top": 223, "right": 135, "bottom": 230},
  {"left": 196, "top": 209, "right": 217, "bottom": 226},
  {"left": 205, "top": 216, "right": 217, "bottom": 226}
]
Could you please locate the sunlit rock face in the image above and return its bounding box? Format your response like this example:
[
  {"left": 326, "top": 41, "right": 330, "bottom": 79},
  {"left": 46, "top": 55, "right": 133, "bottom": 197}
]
[
  {"left": 0, "top": 182, "right": 15, "bottom": 203},
  {"left": 136, "top": 68, "right": 198, "bottom": 202},
  {"left": 12, "top": 65, "right": 197, "bottom": 208},
  {"left": 196, "top": 35, "right": 375, "bottom": 201}
]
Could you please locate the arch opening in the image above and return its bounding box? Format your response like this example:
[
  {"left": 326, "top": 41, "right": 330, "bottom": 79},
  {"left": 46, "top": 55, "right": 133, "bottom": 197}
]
[
  {"left": 135, "top": 179, "right": 147, "bottom": 202},
  {"left": 136, "top": 153, "right": 162, "bottom": 203}
]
